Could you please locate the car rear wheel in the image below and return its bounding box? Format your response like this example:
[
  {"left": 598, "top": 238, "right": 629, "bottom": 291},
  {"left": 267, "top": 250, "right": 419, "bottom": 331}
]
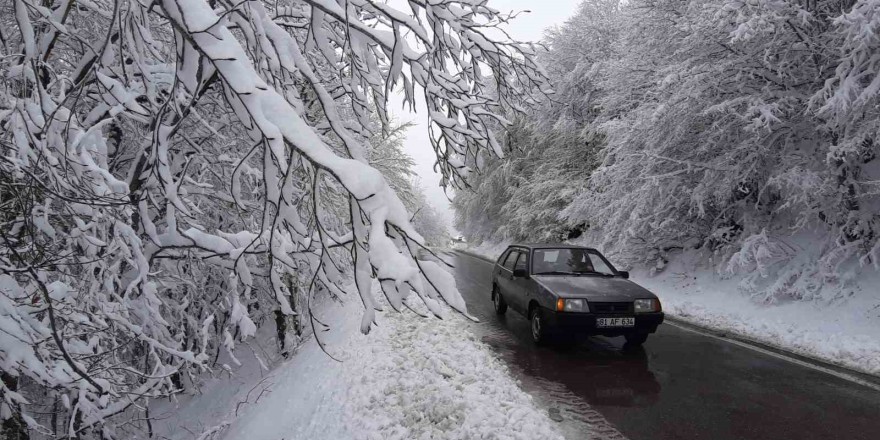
[
  {"left": 493, "top": 287, "right": 508, "bottom": 315},
  {"left": 530, "top": 307, "right": 547, "bottom": 344},
  {"left": 625, "top": 332, "right": 649, "bottom": 346}
]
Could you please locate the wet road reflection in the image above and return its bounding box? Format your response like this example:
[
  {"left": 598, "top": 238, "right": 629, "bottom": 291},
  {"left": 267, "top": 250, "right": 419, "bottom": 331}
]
[
  {"left": 440, "top": 250, "right": 880, "bottom": 440},
  {"left": 483, "top": 312, "right": 662, "bottom": 408}
]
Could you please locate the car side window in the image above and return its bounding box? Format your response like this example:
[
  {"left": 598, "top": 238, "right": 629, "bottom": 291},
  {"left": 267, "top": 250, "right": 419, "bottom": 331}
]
[
  {"left": 514, "top": 252, "right": 528, "bottom": 272},
  {"left": 502, "top": 250, "right": 518, "bottom": 271}
]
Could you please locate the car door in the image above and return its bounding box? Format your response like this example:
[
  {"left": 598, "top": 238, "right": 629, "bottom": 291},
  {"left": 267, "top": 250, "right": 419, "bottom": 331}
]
[
  {"left": 495, "top": 249, "right": 519, "bottom": 306},
  {"left": 509, "top": 250, "right": 531, "bottom": 313}
]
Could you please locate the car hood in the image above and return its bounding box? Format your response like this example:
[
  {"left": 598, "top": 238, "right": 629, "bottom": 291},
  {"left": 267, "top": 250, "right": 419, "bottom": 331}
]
[{"left": 532, "top": 275, "right": 656, "bottom": 301}]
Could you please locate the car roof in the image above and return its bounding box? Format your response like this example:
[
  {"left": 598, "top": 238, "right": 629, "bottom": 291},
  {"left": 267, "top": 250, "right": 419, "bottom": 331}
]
[{"left": 507, "top": 243, "right": 601, "bottom": 252}]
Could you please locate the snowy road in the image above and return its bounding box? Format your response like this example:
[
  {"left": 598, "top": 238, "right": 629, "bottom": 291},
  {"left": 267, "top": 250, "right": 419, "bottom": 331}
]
[{"left": 444, "top": 250, "right": 880, "bottom": 440}]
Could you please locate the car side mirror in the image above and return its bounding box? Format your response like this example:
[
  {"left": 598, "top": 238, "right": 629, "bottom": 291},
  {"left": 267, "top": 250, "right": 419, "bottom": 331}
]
[
  {"left": 513, "top": 268, "right": 529, "bottom": 278},
  {"left": 618, "top": 271, "right": 630, "bottom": 279}
]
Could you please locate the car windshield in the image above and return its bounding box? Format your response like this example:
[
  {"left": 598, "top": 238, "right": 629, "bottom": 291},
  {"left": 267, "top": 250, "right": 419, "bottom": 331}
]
[{"left": 532, "top": 248, "right": 616, "bottom": 276}]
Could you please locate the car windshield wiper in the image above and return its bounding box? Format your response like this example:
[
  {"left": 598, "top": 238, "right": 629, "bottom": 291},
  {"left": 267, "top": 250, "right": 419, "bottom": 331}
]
[
  {"left": 535, "top": 270, "right": 614, "bottom": 277},
  {"left": 574, "top": 270, "right": 615, "bottom": 277},
  {"left": 534, "top": 270, "right": 580, "bottom": 275}
]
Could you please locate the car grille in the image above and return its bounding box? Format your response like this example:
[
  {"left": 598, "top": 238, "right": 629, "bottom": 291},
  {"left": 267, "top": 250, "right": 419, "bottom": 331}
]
[{"left": 590, "top": 302, "right": 632, "bottom": 314}]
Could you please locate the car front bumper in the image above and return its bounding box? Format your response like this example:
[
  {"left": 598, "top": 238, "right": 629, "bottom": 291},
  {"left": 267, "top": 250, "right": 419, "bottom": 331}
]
[{"left": 543, "top": 310, "right": 664, "bottom": 336}]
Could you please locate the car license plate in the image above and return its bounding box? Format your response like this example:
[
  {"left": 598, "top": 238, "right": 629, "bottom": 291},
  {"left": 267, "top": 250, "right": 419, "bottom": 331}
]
[
  {"left": 596, "top": 388, "right": 635, "bottom": 398},
  {"left": 597, "top": 317, "right": 635, "bottom": 328}
]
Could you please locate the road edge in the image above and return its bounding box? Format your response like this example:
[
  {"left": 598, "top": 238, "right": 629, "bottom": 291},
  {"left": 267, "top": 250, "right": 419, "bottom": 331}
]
[{"left": 451, "top": 248, "right": 880, "bottom": 390}]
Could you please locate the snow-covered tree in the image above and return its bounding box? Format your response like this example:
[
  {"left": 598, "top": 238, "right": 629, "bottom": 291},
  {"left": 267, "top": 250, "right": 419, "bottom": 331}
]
[
  {"left": 454, "top": 0, "right": 616, "bottom": 243},
  {"left": 409, "top": 186, "right": 451, "bottom": 247},
  {"left": 0, "top": 0, "right": 547, "bottom": 436},
  {"left": 567, "top": 0, "right": 880, "bottom": 290},
  {"left": 368, "top": 123, "right": 418, "bottom": 209},
  {"left": 455, "top": 0, "right": 880, "bottom": 302},
  {"left": 368, "top": 123, "right": 449, "bottom": 246}
]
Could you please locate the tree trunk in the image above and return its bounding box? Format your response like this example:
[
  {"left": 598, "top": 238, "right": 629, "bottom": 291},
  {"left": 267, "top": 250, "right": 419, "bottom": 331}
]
[{"left": 1, "top": 373, "right": 29, "bottom": 440}]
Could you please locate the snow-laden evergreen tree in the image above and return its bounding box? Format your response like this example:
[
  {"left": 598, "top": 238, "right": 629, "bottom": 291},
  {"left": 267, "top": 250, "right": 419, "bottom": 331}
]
[{"left": 0, "top": 0, "right": 547, "bottom": 436}]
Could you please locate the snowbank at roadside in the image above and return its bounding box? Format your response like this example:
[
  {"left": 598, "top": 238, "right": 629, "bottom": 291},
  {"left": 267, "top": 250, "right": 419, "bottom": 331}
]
[
  {"left": 455, "top": 241, "right": 510, "bottom": 262},
  {"left": 630, "top": 253, "right": 880, "bottom": 376},
  {"left": 457, "top": 241, "right": 880, "bottom": 376},
  {"left": 151, "top": 280, "right": 565, "bottom": 440}
]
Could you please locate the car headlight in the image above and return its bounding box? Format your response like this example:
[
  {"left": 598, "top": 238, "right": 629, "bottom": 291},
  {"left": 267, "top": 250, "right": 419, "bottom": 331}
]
[
  {"left": 634, "top": 298, "right": 661, "bottom": 313},
  {"left": 556, "top": 298, "right": 589, "bottom": 313}
]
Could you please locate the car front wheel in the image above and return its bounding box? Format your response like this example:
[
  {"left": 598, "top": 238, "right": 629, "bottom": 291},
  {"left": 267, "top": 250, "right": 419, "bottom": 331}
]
[
  {"left": 530, "top": 307, "right": 547, "bottom": 344},
  {"left": 493, "top": 287, "right": 508, "bottom": 315}
]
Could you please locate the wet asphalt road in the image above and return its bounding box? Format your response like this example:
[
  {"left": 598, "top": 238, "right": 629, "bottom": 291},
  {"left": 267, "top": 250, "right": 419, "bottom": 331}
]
[{"left": 443, "top": 250, "right": 880, "bottom": 440}]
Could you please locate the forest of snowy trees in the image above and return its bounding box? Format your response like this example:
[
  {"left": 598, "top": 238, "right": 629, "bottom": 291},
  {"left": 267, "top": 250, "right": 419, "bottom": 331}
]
[
  {"left": 0, "top": 0, "right": 546, "bottom": 437},
  {"left": 4, "top": 0, "right": 880, "bottom": 437},
  {"left": 454, "top": 0, "right": 880, "bottom": 301}
]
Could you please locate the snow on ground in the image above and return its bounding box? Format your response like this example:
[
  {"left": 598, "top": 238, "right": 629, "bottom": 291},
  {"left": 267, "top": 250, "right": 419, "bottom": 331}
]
[
  {"left": 456, "top": 241, "right": 880, "bottom": 376},
  {"left": 456, "top": 241, "right": 509, "bottom": 263},
  {"left": 630, "top": 252, "right": 880, "bottom": 376},
  {"left": 151, "top": 280, "right": 565, "bottom": 440}
]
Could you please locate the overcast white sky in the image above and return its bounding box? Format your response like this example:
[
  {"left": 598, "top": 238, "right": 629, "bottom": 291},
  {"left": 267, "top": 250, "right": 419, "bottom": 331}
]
[{"left": 390, "top": 0, "right": 581, "bottom": 235}]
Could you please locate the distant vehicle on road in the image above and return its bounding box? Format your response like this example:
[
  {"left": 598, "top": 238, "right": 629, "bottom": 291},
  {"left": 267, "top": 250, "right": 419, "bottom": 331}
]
[{"left": 491, "top": 244, "right": 664, "bottom": 345}]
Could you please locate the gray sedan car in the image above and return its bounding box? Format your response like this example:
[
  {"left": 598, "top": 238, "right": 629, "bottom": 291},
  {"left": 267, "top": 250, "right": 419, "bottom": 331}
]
[{"left": 491, "top": 244, "right": 664, "bottom": 345}]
